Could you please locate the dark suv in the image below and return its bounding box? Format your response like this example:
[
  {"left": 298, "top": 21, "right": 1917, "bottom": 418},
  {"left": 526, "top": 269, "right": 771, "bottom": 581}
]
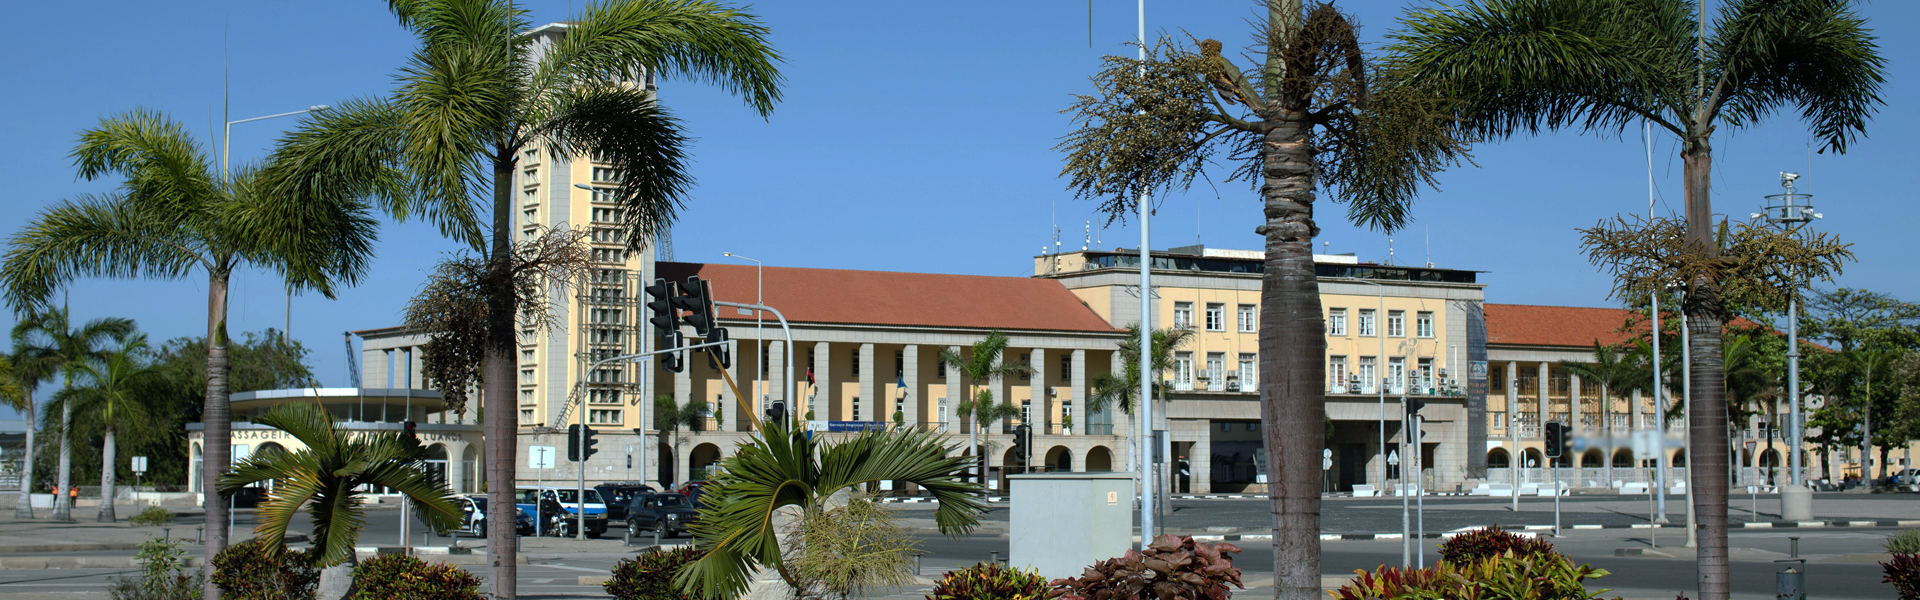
[
  {"left": 625, "top": 493, "right": 699, "bottom": 538},
  {"left": 595, "top": 483, "right": 656, "bottom": 522}
]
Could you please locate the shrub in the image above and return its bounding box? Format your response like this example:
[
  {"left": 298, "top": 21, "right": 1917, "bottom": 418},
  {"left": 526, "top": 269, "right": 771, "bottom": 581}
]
[
  {"left": 1330, "top": 551, "right": 1614, "bottom": 600},
  {"left": 109, "top": 538, "right": 198, "bottom": 600},
  {"left": 1437, "top": 525, "right": 1556, "bottom": 565},
  {"left": 606, "top": 546, "right": 706, "bottom": 600},
  {"left": 1051, "top": 534, "right": 1241, "bottom": 600},
  {"left": 210, "top": 538, "right": 320, "bottom": 600},
  {"left": 349, "top": 554, "right": 482, "bottom": 600},
  {"left": 1885, "top": 530, "right": 1920, "bottom": 555},
  {"left": 1885, "top": 553, "right": 1920, "bottom": 600},
  {"left": 789, "top": 496, "right": 919, "bottom": 598},
  {"left": 130, "top": 506, "right": 175, "bottom": 527},
  {"left": 927, "top": 562, "right": 1054, "bottom": 600}
]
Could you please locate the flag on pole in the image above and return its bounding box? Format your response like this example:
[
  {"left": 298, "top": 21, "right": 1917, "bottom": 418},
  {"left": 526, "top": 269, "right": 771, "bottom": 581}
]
[{"left": 807, "top": 367, "right": 815, "bottom": 386}]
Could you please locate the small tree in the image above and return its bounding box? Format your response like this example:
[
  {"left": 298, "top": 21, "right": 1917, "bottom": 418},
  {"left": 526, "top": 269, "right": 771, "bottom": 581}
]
[{"left": 785, "top": 495, "right": 919, "bottom": 599}]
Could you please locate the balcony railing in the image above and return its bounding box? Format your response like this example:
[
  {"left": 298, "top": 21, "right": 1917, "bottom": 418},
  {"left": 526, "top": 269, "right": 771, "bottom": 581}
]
[{"left": 1082, "top": 424, "right": 1115, "bottom": 435}]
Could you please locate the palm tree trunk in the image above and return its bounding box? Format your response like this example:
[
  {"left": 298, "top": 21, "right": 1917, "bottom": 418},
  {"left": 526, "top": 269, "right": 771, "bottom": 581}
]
[
  {"left": 14, "top": 390, "right": 35, "bottom": 519},
  {"left": 203, "top": 268, "right": 233, "bottom": 600},
  {"left": 53, "top": 395, "right": 73, "bottom": 522},
  {"left": 1257, "top": 109, "right": 1326, "bottom": 600},
  {"left": 485, "top": 157, "right": 520, "bottom": 600},
  {"left": 1682, "top": 138, "right": 1730, "bottom": 600},
  {"left": 97, "top": 425, "right": 117, "bottom": 522}
]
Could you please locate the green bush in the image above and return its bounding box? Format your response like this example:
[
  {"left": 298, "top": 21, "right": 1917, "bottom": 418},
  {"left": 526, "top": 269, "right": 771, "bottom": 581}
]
[
  {"left": 130, "top": 506, "right": 175, "bottom": 527},
  {"left": 1885, "top": 530, "right": 1920, "bottom": 555},
  {"left": 1885, "top": 553, "right": 1920, "bottom": 600},
  {"left": 1437, "top": 525, "right": 1556, "bottom": 565},
  {"left": 926, "top": 562, "right": 1054, "bottom": 600},
  {"left": 1051, "top": 535, "right": 1241, "bottom": 600},
  {"left": 109, "top": 538, "right": 198, "bottom": 600},
  {"left": 605, "top": 546, "right": 706, "bottom": 600},
  {"left": 349, "top": 554, "right": 481, "bottom": 600},
  {"left": 210, "top": 538, "right": 320, "bottom": 600},
  {"left": 1331, "top": 551, "right": 1616, "bottom": 600}
]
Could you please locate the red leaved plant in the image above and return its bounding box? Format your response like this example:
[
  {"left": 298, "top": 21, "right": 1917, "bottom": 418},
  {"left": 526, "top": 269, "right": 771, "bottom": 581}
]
[{"left": 1051, "top": 534, "right": 1242, "bottom": 600}]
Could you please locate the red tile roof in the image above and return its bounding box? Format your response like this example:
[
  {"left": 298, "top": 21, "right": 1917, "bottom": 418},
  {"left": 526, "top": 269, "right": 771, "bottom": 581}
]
[
  {"left": 1485, "top": 303, "right": 1775, "bottom": 348},
  {"left": 654, "top": 262, "right": 1122, "bottom": 334}
]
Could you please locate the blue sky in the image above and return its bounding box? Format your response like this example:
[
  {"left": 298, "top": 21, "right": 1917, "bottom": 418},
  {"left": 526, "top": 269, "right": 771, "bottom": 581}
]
[{"left": 3, "top": 0, "right": 1916, "bottom": 405}]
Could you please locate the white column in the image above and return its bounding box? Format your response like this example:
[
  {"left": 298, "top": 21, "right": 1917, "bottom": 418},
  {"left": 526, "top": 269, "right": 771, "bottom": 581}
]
[
  {"left": 944, "top": 345, "right": 961, "bottom": 431},
  {"left": 674, "top": 363, "right": 692, "bottom": 415},
  {"left": 444, "top": 440, "right": 470, "bottom": 493},
  {"left": 903, "top": 345, "right": 921, "bottom": 427},
  {"left": 812, "top": 342, "right": 830, "bottom": 421},
  {"left": 1029, "top": 348, "right": 1048, "bottom": 432},
  {"left": 1570, "top": 373, "right": 1583, "bottom": 436},
  {"left": 1070, "top": 349, "right": 1087, "bottom": 435},
  {"left": 858, "top": 343, "right": 876, "bottom": 422},
  {"left": 769, "top": 338, "right": 787, "bottom": 414}
]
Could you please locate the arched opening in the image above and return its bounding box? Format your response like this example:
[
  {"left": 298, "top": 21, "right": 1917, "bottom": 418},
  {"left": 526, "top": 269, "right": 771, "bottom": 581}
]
[
  {"left": 461, "top": 444, "right": 479, "bottom": 493},
  {"left": 1085, "top": 446, "right": 1113, "bottom": 472},
  {"left": 1758, "top": 449, "right": 1781, "bottom": 468},
  {"left": 1581, "top": 449, "right": 1603, "bottom": 468},
  {"left": 190, "top": 443, "right": 204, "bottom": 494},
  {"left": 423, "top": 443, "right": 450, "bottom": 488},
  {"left": 1044, "top": 446, "right": 1072, "bottom": 472},
  {"left": 657, "top": 442, "right": 675, "bottom": 487},
  {"left": 251, "top": 443, "right": 288, "bottom": 494},
  {"left": 689, "top": 443, "right": 722, "bottom": 482},
  {"left": 1522, "top": 448, "right": 1544, "bottom": 470},
  {"left": 254, "top": 442, "right": 287, "bottom": 457},
  {"left": 1487, "top": 448, "right": 1511, "bottom": 469},
  {"left": 1612, "top": 449, "right": 1633, "bottom": 468},
  {"left": 1671, "top": 450, "right": 1688, "bottom": 467}
]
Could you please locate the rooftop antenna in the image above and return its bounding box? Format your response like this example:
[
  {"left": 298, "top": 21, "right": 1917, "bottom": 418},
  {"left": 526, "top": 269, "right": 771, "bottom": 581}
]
[
  {"left": 1083, "top": 220, "right": 1092, "bottom": 251},
  {"left": 1387, "top": 237, "right": 1395, "bottom": 266},
  {"left": 1425, "top": 225, "right": 1433, "bottom": 268}
]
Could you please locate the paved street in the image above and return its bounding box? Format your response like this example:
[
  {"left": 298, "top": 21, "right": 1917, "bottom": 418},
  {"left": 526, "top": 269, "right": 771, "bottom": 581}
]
[{"left": 2, "top": 493, "right": 1915, "bottom": 599}]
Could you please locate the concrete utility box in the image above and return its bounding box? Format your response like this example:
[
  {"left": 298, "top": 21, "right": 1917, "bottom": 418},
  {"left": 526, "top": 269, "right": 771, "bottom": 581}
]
[{"left": 1009, "top": 472, "right": 1134, "bottom": 579}]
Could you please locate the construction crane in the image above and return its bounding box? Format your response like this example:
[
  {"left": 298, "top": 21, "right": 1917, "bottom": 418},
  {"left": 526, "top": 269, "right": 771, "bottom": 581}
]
[{"left": 344, "top": 331, "right": 360, "bottom": 388}]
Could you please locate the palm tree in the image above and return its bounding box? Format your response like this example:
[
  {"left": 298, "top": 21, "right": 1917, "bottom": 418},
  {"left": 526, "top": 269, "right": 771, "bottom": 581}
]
[
  {"left": 937, "top": 331, "right": 1030, "bottom": 484},
  {"left": 261, "top": 5, "right": 781, "bottom": 593},
  {"left": 654, "top": 394, "right": 712, "bottom": 470},
  {"left": 674, "top": 421, "right": 981, "bottom": 599},
  {"left": 5, "top": 336, "right": 56, "bottom": 520},
  {"left": 1390, "top": 3, "right": 1885, "bottom": 594},
  {"left": 7, "top": 308, "right": 133, "bottom": 522},
  {"left": 1557, "top": 341, "right": 1645, "bottom": 487},
  {"left": 1087, "top": 325, "right": 1195, "bottom": 475},
  {"left": 45, "top": 333, "right": 161, "bottom": 522},
  {"left": 1, "top": 110, "right": 376, "bottom": 591},
  {"left": 954, "top": 395, "right": 1019, "bottom": 480},
  {"left": 217, "top": 402, "right": 461, "bottom": 600}
]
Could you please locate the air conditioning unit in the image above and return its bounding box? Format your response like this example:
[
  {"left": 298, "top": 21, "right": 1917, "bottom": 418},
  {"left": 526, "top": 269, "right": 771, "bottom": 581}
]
[{"left": 1346, "top": 375, "right": 1362, "bottom": 394}]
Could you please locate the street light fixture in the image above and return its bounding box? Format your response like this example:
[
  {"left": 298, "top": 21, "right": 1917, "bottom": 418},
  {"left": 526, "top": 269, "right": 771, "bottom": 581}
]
[
  {"left": 1758, "top": 172, "right": 1819, "bottom": 519},
  {"left": 222, "top": 105, "right": 330, "bottom": 349}
]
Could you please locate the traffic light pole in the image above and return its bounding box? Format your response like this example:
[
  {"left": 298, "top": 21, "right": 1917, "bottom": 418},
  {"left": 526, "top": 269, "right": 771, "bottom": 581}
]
[
  {"left": 713, "top": 301, "right": 797, "bottom": 430},
  {"left": 576, "top": 398, "right": 588, "bottom": 540}
]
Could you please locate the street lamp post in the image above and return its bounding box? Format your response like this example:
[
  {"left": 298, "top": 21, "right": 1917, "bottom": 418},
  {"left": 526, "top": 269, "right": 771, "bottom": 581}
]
[
  {"left": 1756, "top": 172, "right": 1820, "bottom": 520},
  {"left": 223, "top": 105, "right": 329, "bottom": 338}
]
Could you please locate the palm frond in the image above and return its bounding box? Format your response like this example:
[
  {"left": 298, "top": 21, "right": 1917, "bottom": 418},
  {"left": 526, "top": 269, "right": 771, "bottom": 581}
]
[
  {"left": 538, "top": 83, "right": 692, "bottom": 246},
  {"left": 234, "top": 159, "right": 381, "bottom": 301},
  {"left": 547, "top": 0, "right": 783, "bottom": 116},
  {"left": 70, "top": 109, "right": 222, "bottom": 217},
  {"left": 1707, "top": 0, "right": 1886, "bottom": 153},
  {"left": 2, "top": 194, "right": 207, "bottom": 312}
]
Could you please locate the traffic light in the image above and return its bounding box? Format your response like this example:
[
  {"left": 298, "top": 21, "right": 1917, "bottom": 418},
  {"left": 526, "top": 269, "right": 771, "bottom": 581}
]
[
  {"left": 403, "top": 421, "right": 418, "bottom": 441},
  {"left": 674, "top": 276, "right": 721, "bottom": 338},
  {"left": 567, "top": 424, "right": 583, "bottom": 462},
  {"left": 765, "top": 400, "right": 786, "bottom": 426},
  {"left": 1011, "top": 424, "right": 1032, "bottom": 464},
  {"left": 705, "top": 328, "right": 732, "bottom": 369},
  {"left": 1405, "top": 397, "right": 1426, "bottom": 417},
  {"left": 582, "top": 426, "right": 599, "bottom": 461},
  {"left": 1543, "top": 421, "right": 1566, "bottom": 458},
  {"left": 645, "top": 278, "right": 686, "bottom": 373}
]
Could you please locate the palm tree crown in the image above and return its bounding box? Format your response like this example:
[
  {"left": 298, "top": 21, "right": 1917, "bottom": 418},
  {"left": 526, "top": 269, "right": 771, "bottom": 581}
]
[{"left": 47, "top": 333, "right": 161, "bottom": 523}]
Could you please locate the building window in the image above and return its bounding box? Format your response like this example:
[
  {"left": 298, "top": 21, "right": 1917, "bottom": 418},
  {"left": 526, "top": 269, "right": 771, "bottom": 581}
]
[
  {"left": 521, "top": 369, "right": 535, "bottom": 385},
  {"left": 591, "top": 208, "right": 625, "bottom": 223},
  {"left": 852, "top": 397, "right": 861, "bottom": 421},
  {"left": 1418, "top": 358, "right": 1434, "bottom": 392},
  {"left": 1388, "top": 357, "right": 1407, "bottom": 392},
  {"left": 937, "top": 357, "right": 947, "bottom": 379},
  {"left": 1174, "top": 352, "right": 1194, "bottom": 390},
  {"left": 895, "top": 350, "right": 905, "bottom": 379},
  {"left": 588, "top": 409, "right": 622, "bottom": 425},
  {"left": 851, "top": 350, "right": 860, "bottom": 376},
  {"left": 523, "top": 148, "right": 539, "bottom": 163},
  {"left": 1237, "top": 304, "right": 1257, "bottom": 332},
  {"left": 592, "top": 167, "right": 623, "bottom": 183},
  {"left": 1019, "top": 353, "right": 1031, "bottom": 381},
  {"left": 1246, "top": 422, "right": 1258, "bottom": 432},
  {"left": 1173, "top": 302, "right": 1194, "bottom": 329},
  {"left": 1358, "top": 309, "right": 1376, "bottom": 337},
  {"left": 587, "top": 389, "right": 622, "bottom": 404},
  {"left": 1060, "top": 354, "right": 1072, "bottom": 382},
  {"left": 1328, "top": 308, "right": 1347, "bottom": 336},
  {"left": 521, "top": 349, "right": 535, "bottom": 365},
  {"left": 520, "top": 409, "right": 535, "bottom": 423},
  {"left": 523, "top": 208, "right": 538, "bottom": 226},
  {"left": 1358, "top": 357, "right": 1377, "bottom": 392},
  {"left": 522, "top": 167, "right": 537, "bottom": 183},
  {"left": 1238, "top": 353, "right": 1257, "bottom": 390},
  {"left": 1205, "top": 352, "right": 1224, "bottom": 391},
  {"left": 1329, "top": 355, "right": 1348, "bottom": 391},
  {"left": 520, "top": 389, "right": 535, "bottom": 405},
  {"left": 937, "top": 398, "right": 948, "bottom": 427},
  {"left": 1416, "top": 311, "right": 1435, "bottom": 338},
  {"left": 1219, "top": 422, "right": 1231, "bottom": 432},
  {"left": 1205, "top": 303, "right": 1225, "bottom": 331},
  {"left": 1387, "top": 310, "right": 1405, "bottom": 337},
  {"left": 523, "top": 189, "right": 538, "bottom": 206},
  {"left": 1490, "top": 365, "right": 1506, "bottom": 393}
]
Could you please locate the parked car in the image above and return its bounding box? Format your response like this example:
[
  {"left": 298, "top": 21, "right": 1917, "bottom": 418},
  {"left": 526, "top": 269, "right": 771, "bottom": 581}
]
[
  {"left": 453, "top": 495, "right": 535, "bottom": 537},
  {"left": 594, "top": 483, "right": 656, "bottom": 522},
  {"left": 625, "top": 493, "right": 700, "bottom": 538},
  {"left": 1890, "top": 468, "right": 1920, "bottom": 486},
  {"left": 514, "top": 486, "right": 608, "bottom": 538}
]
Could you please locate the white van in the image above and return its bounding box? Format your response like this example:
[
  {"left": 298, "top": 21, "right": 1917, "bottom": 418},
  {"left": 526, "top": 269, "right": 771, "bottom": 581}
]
[{"left": 514, "top": 485, "right": 609, "bottom": 538}]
